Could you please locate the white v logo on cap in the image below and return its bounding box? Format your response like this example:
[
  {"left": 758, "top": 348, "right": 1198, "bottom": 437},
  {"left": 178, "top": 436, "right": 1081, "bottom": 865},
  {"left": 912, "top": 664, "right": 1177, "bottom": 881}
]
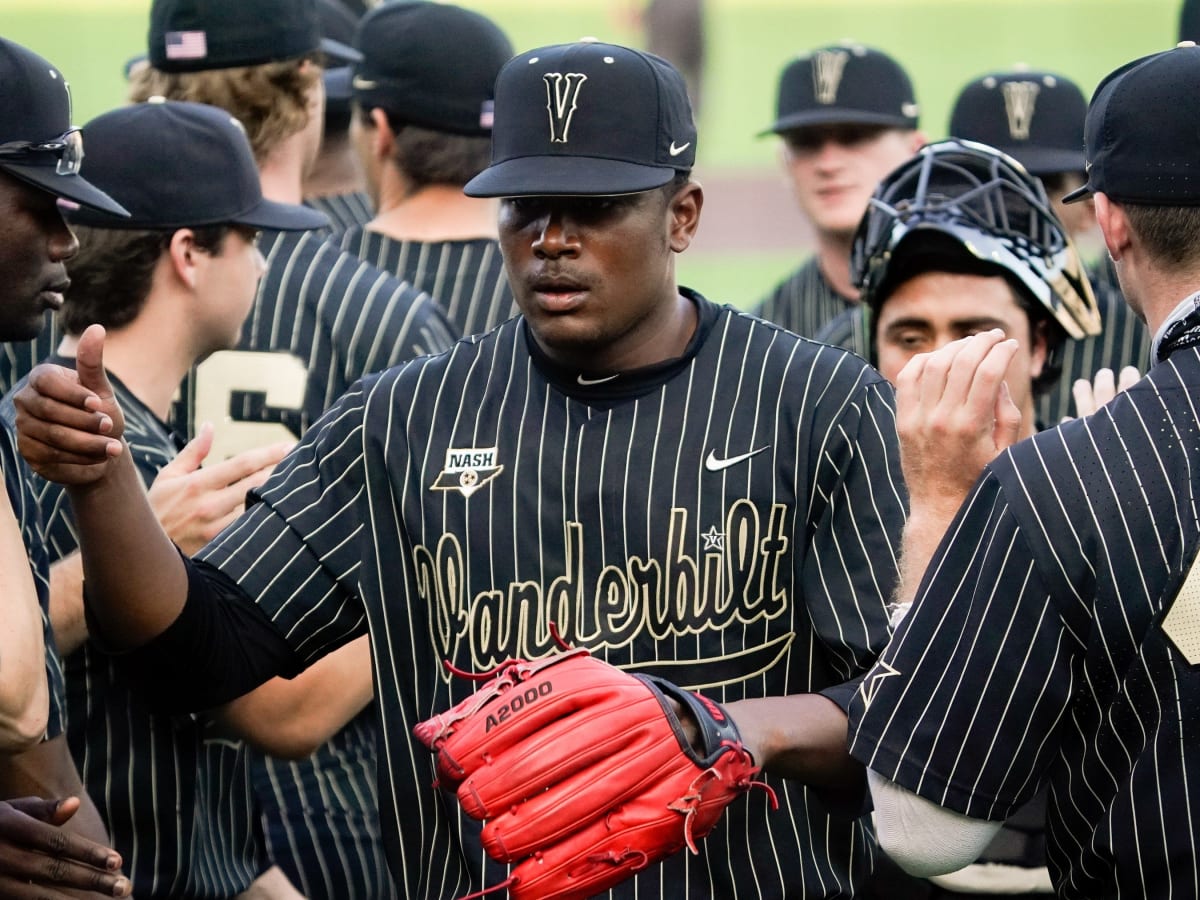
[
  {"left": 669, "top": 141, "right": 690, "bottom": 157},
  {"left": 544, "top": 72, "right": 587, "bottom": 143}
]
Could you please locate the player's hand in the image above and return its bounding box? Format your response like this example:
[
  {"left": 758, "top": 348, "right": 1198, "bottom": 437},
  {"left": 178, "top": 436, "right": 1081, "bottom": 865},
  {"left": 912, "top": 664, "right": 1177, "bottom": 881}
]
[
  {"left": 1064, "top": 365, "right": 1141, "bottom": 421},
  {"left": 895, "top": 330, "right": 1022, "bottom": 519},
  {"left": 0, "top": 796, "right": 130, "bottom": 898},
  {"left": 148, "top": 423, "right": 292, "bottom": 555},
  {"left": 14, "top": 325, "right": 125, "bottom": 486}
]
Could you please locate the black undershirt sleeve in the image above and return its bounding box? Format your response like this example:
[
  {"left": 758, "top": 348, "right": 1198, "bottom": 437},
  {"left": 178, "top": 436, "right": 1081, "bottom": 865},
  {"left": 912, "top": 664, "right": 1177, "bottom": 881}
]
[{"left": 85, "top": 549, "right": 306, "bottom": 714}]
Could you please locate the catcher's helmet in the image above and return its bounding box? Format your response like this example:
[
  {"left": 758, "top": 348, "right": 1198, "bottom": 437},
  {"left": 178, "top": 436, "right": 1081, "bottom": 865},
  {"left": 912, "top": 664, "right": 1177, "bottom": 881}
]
[{"left": 851, "top": 138, "right": 1101, "bottom": 342}]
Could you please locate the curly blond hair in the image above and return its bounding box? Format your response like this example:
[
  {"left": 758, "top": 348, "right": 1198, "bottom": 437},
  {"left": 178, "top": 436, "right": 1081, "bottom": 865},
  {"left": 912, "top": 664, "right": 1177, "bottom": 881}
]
[{"left": 128, "top": 58, "right": 319, "bottom": 163}]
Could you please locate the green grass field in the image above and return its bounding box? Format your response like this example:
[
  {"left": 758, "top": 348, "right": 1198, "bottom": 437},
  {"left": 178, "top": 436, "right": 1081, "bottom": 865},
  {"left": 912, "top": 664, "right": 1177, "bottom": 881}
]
[{"left": 0, "top": 0, "right": 1185, "bottom": 305}]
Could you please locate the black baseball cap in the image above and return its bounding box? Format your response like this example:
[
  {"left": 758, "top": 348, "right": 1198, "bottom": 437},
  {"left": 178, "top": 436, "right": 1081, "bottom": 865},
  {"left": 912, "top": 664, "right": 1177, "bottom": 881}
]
[
  {"left": 762, "top": 42, "right": 919, "bottom": 135},
  {"left": 950, "top": 69, "right": 1086, "bottom": 176},
  {"left": 1064, "top": 43, "right": 1200, "bottom": 205},
  {"left": 148, "top": 0, "right": 362, "bottom": 73},
  {"left": 465, "top": 40, "right": 696, "bottom": 198},
  {"left": 334, "top": 1, "right": 513, "bottom": 137},
  {"left": 318, "top": 0, "right": 360, "bottom": 106},
  {"left": 68, "top": 100, "right": 328, "bottom": 231},
  {"left": 0, "top": 38, "right": 128, "bottom": 217}
]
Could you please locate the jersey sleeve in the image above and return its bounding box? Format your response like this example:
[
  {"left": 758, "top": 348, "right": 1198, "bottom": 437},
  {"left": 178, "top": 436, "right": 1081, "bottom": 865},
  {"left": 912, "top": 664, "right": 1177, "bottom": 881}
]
[
  {"left": 803, "top": 375, "right": 906, "bottom": 679},
  {"left": 195, "top": 379, "right": 374, "bottom": 666},
  {"left": 848, "top": 471, "right": 1077, "bottom": 821}
]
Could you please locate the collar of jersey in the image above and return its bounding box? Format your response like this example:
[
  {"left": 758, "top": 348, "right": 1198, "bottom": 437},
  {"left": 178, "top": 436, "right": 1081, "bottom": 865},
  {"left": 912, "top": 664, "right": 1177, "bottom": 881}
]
[{"left": 524, "top": 286, "right": 718, "bottom": 405}]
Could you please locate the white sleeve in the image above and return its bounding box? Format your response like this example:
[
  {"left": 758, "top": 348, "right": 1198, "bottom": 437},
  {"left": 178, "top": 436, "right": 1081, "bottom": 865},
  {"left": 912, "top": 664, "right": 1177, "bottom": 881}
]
[{"left": 867, "top": 768, "right": 1004, "bottom": 876}]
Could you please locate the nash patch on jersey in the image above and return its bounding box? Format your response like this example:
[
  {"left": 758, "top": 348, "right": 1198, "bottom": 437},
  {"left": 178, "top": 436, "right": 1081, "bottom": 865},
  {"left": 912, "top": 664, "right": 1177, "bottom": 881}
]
[{"left": 432, "top": 447, "right": 504, "bottom": 498}]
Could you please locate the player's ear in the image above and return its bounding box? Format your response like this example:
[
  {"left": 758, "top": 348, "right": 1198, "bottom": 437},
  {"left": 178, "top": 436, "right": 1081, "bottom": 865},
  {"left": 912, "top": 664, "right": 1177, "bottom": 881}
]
[
  {"left": 667, "top": 181, "right": 703, "bottom": 254},
  {"left": 906, "top": 129, "right": 927, "bottom": 153},
  {"left": 167, "top": 228, "right": 201, "bottom": 289},
  {"left": 369, "top": 107, "right": 395, "bottom": 160},
  {"left": 1093, "top": 193, "right": 1130, "bottom": 263},
  {"left": 1029, "top": 318, "right": 1050, "bottom": 381}
]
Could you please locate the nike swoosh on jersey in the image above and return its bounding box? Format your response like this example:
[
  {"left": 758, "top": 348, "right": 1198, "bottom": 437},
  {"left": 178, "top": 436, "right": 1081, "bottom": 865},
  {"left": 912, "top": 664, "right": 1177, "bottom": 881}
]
[
  {"left": 704, "top": 445, "right": 769, "bottom": 471},
  {"left": 577, "top": 373, "right": 619, "bottom": 386},
  {"left": 669, "top": 141, "right": 691, "bottom": 157}
]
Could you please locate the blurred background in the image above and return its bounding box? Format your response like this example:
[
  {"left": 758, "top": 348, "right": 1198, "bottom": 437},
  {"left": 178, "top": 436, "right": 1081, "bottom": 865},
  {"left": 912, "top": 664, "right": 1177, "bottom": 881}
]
[{"left": 1, "top": 0, "right": 1184, "bottom": 308}]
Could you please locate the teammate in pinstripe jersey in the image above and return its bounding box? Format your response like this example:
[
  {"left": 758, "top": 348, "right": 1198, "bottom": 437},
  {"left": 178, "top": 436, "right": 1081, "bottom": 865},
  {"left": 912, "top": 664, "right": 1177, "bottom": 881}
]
[
  {"left": 129, "top": 0, "right": 457, "bottom": 461},
  {"left": 17, "top": 41, "right": 910, "bottom": 899},
  {"left": 303, "top": 0, "right": 375, "bottom": 236},
  {"left": 842, "top": 140, "right": 1100, "bottom": 900},
  {"left": 754, "top": 44, "right": 924, "bottom": 337},
  {"left": 337, "top": 2, "right": 517, "bottom": 337},
  {"left": 847, "top": 46, "right": 1200, "bottom": 898},
  {"left": 0, "top": 35, "right": 132, "bottom": 898},
  {"left": 0, "top": 100, "right": 381, "bottom": 899},
  {"left": 127, "top": 4, "right": 456, "bottom": 895}
]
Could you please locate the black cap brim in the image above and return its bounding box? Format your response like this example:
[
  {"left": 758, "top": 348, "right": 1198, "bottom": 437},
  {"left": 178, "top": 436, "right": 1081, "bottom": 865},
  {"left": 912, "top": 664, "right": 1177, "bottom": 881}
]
[
  {"left": 235, "top": 196, "right": 329, "bottom": 231},
  {"left": 0, "top": 162, "right": 129, "bottom": 217},
  {"left": 1060, "top": 181, "right": 1093, "bottom": 204},
  {"left": 760, "top": 108, "right": 917, "bottom": 137},
  {"left": 465, "top": 156, "right": 678, "bottom": 198},
  {"left": 324, "top": 66, "right": 352, "bottom": 101},
  {"left": 320, "top": 36, "right": 361, "bottom": 67},
  {"left": 995, "top": 146, "right": 1085, "bottom": 178}
]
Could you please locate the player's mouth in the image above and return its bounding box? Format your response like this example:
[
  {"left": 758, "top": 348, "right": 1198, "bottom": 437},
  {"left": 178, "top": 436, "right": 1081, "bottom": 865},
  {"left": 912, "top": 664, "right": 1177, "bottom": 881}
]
[
  {"left": 38, "top": 278, "right": 70, "bottom": 312},
  {"left": 528, "top": 274, "right": 590, "bottom": 312}
]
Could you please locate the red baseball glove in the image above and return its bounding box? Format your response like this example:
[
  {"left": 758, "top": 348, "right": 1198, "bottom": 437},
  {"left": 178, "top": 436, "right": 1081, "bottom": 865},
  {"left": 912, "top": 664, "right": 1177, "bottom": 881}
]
[{"left": 414, "top": 648, "right": 774, "bottom": 900}]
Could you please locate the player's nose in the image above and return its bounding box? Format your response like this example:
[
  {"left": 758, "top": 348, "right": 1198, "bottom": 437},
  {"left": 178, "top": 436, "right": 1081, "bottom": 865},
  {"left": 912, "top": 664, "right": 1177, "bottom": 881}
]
[{"left": 531, "top": 209, "right": 581, "bottom": 259}]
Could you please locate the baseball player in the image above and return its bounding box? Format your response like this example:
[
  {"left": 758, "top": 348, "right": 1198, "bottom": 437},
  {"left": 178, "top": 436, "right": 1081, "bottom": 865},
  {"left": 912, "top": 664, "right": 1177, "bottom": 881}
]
[
  {"left": 124, "top": 1, "right": 455, "bottom": 894},
  {"left": 846, "top": 45, "right": 1200, "bottom": 898},
  {"left": 847, "top": 139, "right": 1101, "bottom": 899},
  {"left": 0, "top": 35, "right": 134, "bottom": 899},
  {"left": 303, "top": 0, "right": 375, "bottom": 234},
  {"left": 2, "top": 98, "right": 383, "bottom": 899},
  {"left": 754, "top": 43, "right": 924, "bottom": 337},
  {"left": 337, "top": 1, "right": 517, "bottom": 337},
  {"left": 130, "top": 0, "right": 458, "bottom": 460},
  {"left": 17, "top": 40, "right": 909, "bottom": 899},
  {"left": 945, "top": 68, "right": 1150, "bottom": 425}
]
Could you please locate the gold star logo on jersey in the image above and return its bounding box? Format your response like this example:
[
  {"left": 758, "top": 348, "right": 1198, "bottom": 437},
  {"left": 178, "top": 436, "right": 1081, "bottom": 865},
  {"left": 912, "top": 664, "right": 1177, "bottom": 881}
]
[
  {"left": 432, "top": 447, "right": 504, "bottom": 498},
  {"left": 857, "top": 661, "right": 900, "bottom": 712}
]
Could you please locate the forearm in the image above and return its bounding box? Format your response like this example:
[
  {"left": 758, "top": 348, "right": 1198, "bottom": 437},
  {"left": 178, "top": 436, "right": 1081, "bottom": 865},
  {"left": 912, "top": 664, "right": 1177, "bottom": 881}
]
[
  {"left": 894, "top": 505, "right": 962, "bottom": 609},
  {"left": 0, "top": 500, "right": 48, "bottom": 749},
  {"left": 217, "top": 635, "right": 373, "bottom": 758},
  {"left": 66, "top": 448, "right": 188, "bottom": 651},
  {"left": 725, "top": 693, "right": 865, "bottom": 815},
  {"left": 49, "top": 553, "right": 87, "bottom": 656}
]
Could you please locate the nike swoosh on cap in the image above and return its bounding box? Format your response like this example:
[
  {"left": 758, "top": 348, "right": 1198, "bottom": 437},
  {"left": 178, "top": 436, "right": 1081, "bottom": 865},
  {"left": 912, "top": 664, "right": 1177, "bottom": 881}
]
[
  {"left": 352, "top": 75, "right": 378, "bottom": 89},
  {"left": 669, "top": 141, "right": 691, "bottom": 157},
  {"left": 704, "top": 446, "right": 769, "bottom": 472}
]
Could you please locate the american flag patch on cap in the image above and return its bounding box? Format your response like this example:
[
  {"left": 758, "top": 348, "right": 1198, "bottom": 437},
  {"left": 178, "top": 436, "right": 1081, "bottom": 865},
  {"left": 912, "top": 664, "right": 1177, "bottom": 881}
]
[
  {"left": 165, "top": 31, "right": 208, "bottom": 61},
  {"left": 479, "top": 100, "right": 495, "bottom": 129}
]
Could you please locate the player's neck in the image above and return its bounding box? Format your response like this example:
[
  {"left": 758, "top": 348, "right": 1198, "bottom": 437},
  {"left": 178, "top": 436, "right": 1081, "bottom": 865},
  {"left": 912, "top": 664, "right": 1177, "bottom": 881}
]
[
  {"left": 258, "top": 136, "right": 308, "bottom": 205},
  {"left": 813, "top": 233, "right": 859, "bottom": 302},
  {"left": 303, "top": 140, "right": 367, "bottom": 200},
  {"left": 369, "top": 175, "right": 497, "bottom": 242},
  {"left": 57, "top": 313, "right": 193, "bottom": 422}
]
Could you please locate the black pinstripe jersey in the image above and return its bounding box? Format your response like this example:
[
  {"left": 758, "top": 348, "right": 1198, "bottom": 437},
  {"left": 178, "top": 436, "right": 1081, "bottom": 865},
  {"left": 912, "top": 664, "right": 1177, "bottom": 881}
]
[
  {"left": 338, "top": 227, "right": 518, "bottom": 337},
  {"left": 196, "top": 291, "right": 907, "bottom": 899},
  {"left": 0, "top": 311, "right": 56, "bottom": 398},
  {"left": 0, "top": 417, "right": 64, "bottom": 742},
  {"left": 849, "top": 344, "right": 1200, "bottom": 899},
  {"left": 305, "top": 191, "right": 374, "bottom": 236},
  {"left": 753, "top": 256, "right": 858, "bottom": 339},
  {"left": 813, "top": 260, "right": 1151, "bottom": 427},
  {"left": 170, "top": 228, "right": 458, "bottom": 457},
  {"left": 5, "top": 359, "right": 261, "bottom": 899}
]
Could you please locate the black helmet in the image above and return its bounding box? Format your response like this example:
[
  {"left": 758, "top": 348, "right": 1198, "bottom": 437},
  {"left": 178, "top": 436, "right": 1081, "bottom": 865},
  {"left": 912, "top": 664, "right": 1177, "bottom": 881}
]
[{"left": 851, "top": 138, "right": 1100, "bottom": 342}]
